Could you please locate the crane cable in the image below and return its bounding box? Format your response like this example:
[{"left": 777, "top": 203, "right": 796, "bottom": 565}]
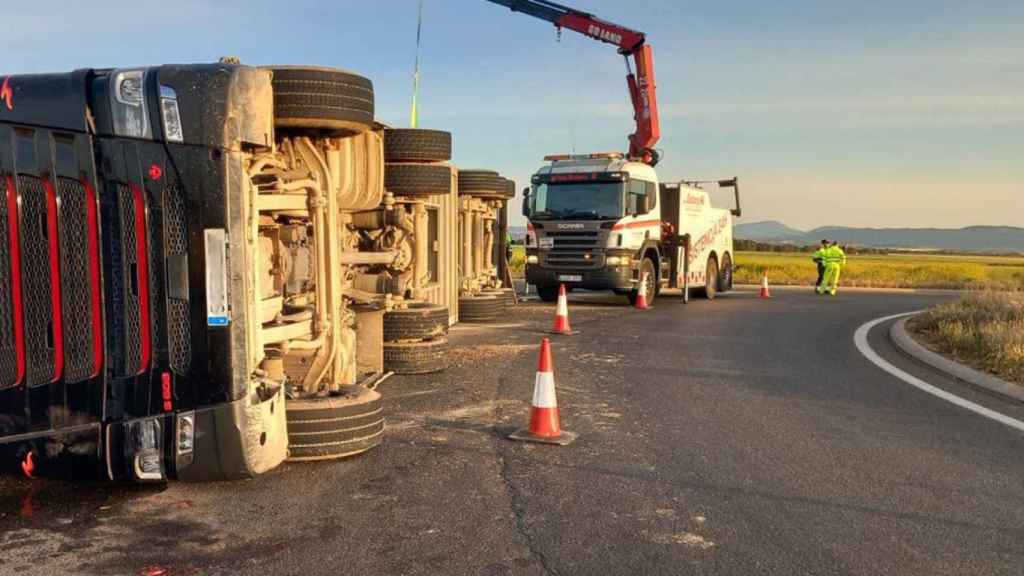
[{"left": 410, "top": 0, "right": 424, "bottom": 128}]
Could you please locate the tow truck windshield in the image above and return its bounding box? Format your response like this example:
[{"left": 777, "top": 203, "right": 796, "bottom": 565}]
[{"left": 528, "top": 181, "right": 624, "bottom": 220}]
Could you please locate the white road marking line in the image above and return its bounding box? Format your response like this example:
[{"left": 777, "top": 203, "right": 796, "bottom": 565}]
[{"left": 854, "top": 312, "right": 1024, "bottom": 433}]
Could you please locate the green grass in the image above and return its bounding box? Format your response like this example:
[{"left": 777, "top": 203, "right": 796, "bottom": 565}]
[
  {"left": 734, "top": 251, "right": 1024, "bottom": 290},
  {"left": 911, "top": 292, "right": 1024, "bottom": 384},
  {"left": 510, "top": 245, "right": 526, "bottom": 277}
]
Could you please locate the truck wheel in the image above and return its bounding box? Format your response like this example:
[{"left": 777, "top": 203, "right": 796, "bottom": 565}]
[
  {"left": 483, "top": 288, "right": 516, "bottom": 307},
  {"left": 267, "top": 66, "right": 374, "bottom": 134},
  {"left": 286, "top": 385, "right": 384, "bottom": 462},
  {"left": 383, "top": 303, "right": 449, "bottom": 342},
  {"left": 719, "top": 253, "right": 733, "bottom": 292},
  {"left": 385, "top": 163, "right": 452, "bottom": 196},
  {"left": 498, "top": 177, "right": 517, "bottom": 199},
  {"left": 383, "top": 129, "right": 452, "bottom": 162},
  {"left": 536, "top": 285, "right": 560, "bottom": 303},
  {"left": 704, "top": 258, "right": 719, "bottom": 300},
  {"left": 458, "top": 295, "right": 504, "bottom": 322},
  {"left": 383, "top": 338, "right": 449, "bottom": 374},
  {"left": 458, "top": 170, "right": 501, "bottom": 196},
  {"left": 628, "top": 258, "right": 657, "bottom": 306}
]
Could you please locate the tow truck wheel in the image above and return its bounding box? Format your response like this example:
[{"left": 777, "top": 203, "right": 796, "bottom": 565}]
[
  {"left": 286, "top": 386, "right": 384, "bottom": 462},
  {"left": 628, "top": 258, "right": 657, "bottom": 306},
  {"left": 266, "top": 66, "right": 374, "bottom": 134},
  {"left": 384, "top": 129, "right": 452, "bottom": 162},
  {"left": 704, "top": 258, "right": 719, "bottom": 300},
  {"left": 719, "top": 253, "right": 733, "bottom": 292},
  {"left": 536, "top": 285, "right": 560, "bottom": 303}
]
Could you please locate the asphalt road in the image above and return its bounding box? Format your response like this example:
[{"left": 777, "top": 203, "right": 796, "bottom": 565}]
[{"left": 3, "top": 287, "right": 1024, "bottom": 575}]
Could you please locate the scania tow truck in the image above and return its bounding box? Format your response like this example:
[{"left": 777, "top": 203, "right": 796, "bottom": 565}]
[{"left": 523, "top": 153, "right": 740, "bottom": 305}]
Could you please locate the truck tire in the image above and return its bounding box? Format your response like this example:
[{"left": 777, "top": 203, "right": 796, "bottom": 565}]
[
  {"left": 385, "top": 163, "right": 452, "bottom": 196},
  {"left": 267, "top": 66, "right": 374, "bottom": 134},
  {"left": 703, "top": 258, "right": 719, "bottom": 300},
  {"left": 719, "top": 253, "right": 733, "bottom": 293},
  {"left": 482, "top": 288, "right": 516, "bottom": 307},
  {"left": 286, "top": 386, "right": 384, "bottom": 462},
  {"left": 383, "top": 129, "right": 452, "bottom": 162},
  {"left": 458, "top": 170, "right": 501, "bottom": 196},
  {"left": 536, "top": 285, "right": 559, "bottom": 303},
  {"left": 383, "top": 338, "right": 449, "bottom": 374},
  {"left": 458, "top": 295, "right": 504, "bottom": 322},
  {"left": 498, "top": 177, "right": 517, "bottom": 199},
  {"left": 383, "top": 303, "right": 449, "bottom": 342},
  {"left": 628, "top": 258, "right": 657, "bottom": 306}
]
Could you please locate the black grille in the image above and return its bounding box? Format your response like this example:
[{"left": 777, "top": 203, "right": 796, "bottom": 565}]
[
  {"left": 163, "top": 185, "right": 192, "bottom": 375},
  {"left": 0, "top": 178, "right": 17, "bottom": 389},
  {"left": 541, "top": 231, "right": 603, "bottom": 270},
  {"left": 57, "top": 177, "right": 97, "bottom": 384},
  {"left": 116, "top": 183, "right": 142, "bottom": 377},
  {"left": 18, "top": 175, "right": 55, "bottom": 386}
]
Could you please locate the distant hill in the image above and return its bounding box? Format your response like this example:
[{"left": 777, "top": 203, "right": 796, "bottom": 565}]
[
  {"left": 736, "top": 221, "right": 1024, "bottom": 253},
  {"left": 734, "top": 221, "right": 805, "bottom": 241}
]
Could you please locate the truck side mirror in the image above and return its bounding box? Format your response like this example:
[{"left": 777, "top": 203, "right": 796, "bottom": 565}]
[{"left": 521, "top": 188, "right": 530, "bottom": 217}]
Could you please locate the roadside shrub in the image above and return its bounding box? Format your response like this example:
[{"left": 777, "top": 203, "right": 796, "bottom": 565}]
[{"left": 914, "top": 292, "right": 1024, "bottom": 383}]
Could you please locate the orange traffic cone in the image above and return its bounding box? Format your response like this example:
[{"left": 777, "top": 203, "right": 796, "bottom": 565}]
[
  {"left": 509, "top": 338, "right": 577, "bottom": 446},
  {"left": 635, "top": 272, "right": 650, "bottom": 309},
  {"left": 551, "top": 284, "right": 575, "bottom": 335},
  {"left": 760, "top": 272, "right": 772, "bottom": 299}
]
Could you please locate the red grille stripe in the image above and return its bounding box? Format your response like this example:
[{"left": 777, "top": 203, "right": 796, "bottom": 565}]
[
  {"left": 4, "top": 176, "right": 25, "bottom": 385},
  {"left": 131, "top": 184, "right": 151, "bottom": 373},
  {"left": 44, "top": 179, "right": 64, "bottom": 382},
  {"left": 83, "top": 180, "right": 103, "bottom": 378}
]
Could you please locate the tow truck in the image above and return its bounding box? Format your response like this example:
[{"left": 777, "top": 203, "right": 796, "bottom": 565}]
[{"left": 483, "top": 0, "right": 742, "bottom": 304}]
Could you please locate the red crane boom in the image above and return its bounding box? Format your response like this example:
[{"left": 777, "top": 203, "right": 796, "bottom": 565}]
[{"left": 483, "top": 0, "right": 661, "bottom": 165}]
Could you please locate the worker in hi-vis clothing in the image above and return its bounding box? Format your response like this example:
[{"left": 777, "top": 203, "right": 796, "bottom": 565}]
[
  {"left": 822, "top": 242, "right": 847, "bottom": 296},
  {"left": 812, "top": 239, "right": 829, "bottom": 294}
]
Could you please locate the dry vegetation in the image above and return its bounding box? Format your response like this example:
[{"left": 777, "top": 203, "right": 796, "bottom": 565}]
[
  {"left": 912, "top": 292, "right": 1024, "bottom": 384},
  {"left": 734, "top": 251, "right": 1024, "bottom": 290}
]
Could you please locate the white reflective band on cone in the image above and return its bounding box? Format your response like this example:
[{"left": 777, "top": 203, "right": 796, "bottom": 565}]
[
  {"left": 532, "top": 371, "right": 558, "bottom": 408},
  {"left": 556, "top": 295, "right": 568, "bottom": 316}
]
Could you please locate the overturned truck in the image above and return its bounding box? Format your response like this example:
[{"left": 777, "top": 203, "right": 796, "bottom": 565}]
[{"left": 0, "top": 62, "right": 414, "bottom": 481}]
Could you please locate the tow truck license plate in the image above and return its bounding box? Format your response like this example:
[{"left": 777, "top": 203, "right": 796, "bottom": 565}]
[
  {"left": 559, "top": 274, "right": 583, "bottom": 282},
  {"left": 539, "top": 237, "right": 554, "bottom": 249}
]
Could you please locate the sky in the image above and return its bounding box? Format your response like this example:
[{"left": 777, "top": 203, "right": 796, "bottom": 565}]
[{"left": 3, "top": 1, "right": 1021, "bottom": 230}]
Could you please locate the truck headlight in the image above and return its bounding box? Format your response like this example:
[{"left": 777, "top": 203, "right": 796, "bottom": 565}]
[
  {"left": 110, "top": 69, "right": 152, "bottom": 139},
  {"left": 607, "top": 256, "right": 631, "bottom": 267},
  {"left": 176, "top": 412, "right": 195, "bottom": 455},
  {"left": 526, "top": 255, "right": 539, "bottom": 264}
]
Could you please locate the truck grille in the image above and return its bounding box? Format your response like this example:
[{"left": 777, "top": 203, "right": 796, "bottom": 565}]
[
  {"left": 541, "top": 231, "right": 603, "bottom": 270},
  {"left": 163, "top": 184, "right": 192, "bottom": 376},
  {"left": 18, "top": 175, "right": 55, "bottom": 387},
  {"left": 57, "top": 177, "right": 98, "bottom": 384},
  {"left": 114, "top": 183, "right": 142, "bottom": 377},
  {"left": 0, "top": 177, "right": 17, "bottom": 389}
]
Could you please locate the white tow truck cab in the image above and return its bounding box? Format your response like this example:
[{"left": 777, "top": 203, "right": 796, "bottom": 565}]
[{"left": 522, "top": 153, "right": 741, "bottom": 305}]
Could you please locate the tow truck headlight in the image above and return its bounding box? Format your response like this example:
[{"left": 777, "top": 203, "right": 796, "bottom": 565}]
[
  {"left": 526, "top": 255, "right": 539, "bottom": 264},
  {"left": 607, "top": 256, "right": 631, "bottom": 267}
]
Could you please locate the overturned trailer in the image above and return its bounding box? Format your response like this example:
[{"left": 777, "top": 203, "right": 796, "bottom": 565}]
[
  {"left": 456, "top": 171, "right": 516, "bottom": 323},
  {"left": 0, "top": 62, "right": 401, "bottom": 481}
]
